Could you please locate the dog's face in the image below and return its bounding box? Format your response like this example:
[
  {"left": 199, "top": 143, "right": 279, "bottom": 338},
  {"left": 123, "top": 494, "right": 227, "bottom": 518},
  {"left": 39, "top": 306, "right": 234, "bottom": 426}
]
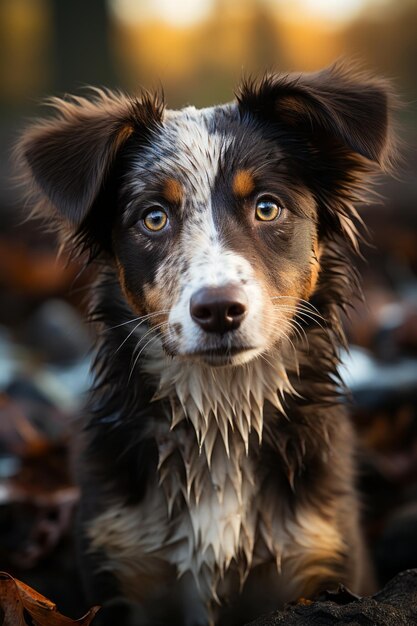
[
  {"left": 115, "top": 106, "right": 318, "bottom": 365},
  {"left": 18, "top": 64, "right": 393, "bottom": 367}
]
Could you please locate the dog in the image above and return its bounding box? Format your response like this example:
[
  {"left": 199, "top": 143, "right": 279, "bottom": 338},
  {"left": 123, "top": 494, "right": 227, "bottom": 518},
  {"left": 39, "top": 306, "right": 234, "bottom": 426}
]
[{"left": 16, "top": 63, "right": 396, "bottom": 625}]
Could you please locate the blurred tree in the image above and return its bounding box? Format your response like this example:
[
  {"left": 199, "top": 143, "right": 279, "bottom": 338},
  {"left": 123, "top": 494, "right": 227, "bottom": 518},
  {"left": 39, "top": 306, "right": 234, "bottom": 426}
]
[
  {"left": 343, "top": 1, "right": 417, "bottom": 114},
  {"left": 0, "top": 0, "right": 50, "bottom": 106},
  {"left": 247, "top": 4, "right": 287, "bottom": 73},
  {"left": 50, "top": 0, "right": 118, "bottom": 92}
]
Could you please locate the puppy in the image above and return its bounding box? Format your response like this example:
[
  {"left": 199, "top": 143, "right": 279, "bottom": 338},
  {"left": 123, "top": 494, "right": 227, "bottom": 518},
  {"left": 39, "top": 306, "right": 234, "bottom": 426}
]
[{"left": 16, "top": 63, "right": 395, "bottom": 626}]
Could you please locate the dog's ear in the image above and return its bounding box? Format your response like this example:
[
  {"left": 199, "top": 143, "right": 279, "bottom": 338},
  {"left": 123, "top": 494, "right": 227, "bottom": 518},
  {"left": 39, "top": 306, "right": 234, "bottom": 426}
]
[
  {"left": 237, "top": 62, "right": 395, "bottom": 169},
  {"left": 16, "top": 90, "right": 164, "bottom": 226}
]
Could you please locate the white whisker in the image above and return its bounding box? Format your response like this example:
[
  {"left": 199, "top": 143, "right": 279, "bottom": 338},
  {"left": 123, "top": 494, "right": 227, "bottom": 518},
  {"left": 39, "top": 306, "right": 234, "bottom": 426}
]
[
  {"left": 107, "top": 310, "right": 170, "bottom": 332},
  {"left": 113, "top": 312, "right": 169, "bottom": 355},
  {"left": 128, "top": 322, "right": 169, "bottom": 382}
]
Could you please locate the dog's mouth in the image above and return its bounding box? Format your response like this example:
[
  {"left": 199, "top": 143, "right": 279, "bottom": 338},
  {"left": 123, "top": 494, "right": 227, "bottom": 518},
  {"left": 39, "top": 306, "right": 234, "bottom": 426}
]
[{"left": 178, "top": 345, "right": 259, "bottom": 367}]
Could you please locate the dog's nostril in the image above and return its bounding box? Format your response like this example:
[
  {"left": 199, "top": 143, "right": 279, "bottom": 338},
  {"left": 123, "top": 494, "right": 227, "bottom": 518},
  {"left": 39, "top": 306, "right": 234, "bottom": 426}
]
[
  {"left": 190, "top": 286, "right": 248, "bottom": 334},
  {"left": 227, "top": 303, "right": 246, "bottom": 319},
  {"left": 193, "top": 305, "right": 213, "bottom": 321}
]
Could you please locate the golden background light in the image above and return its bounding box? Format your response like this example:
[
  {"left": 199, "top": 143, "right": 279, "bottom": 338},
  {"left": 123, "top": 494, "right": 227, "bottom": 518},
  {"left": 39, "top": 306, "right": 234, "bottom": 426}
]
[{"left": 111, "top": 0, "right": 215, "bottom": 27}]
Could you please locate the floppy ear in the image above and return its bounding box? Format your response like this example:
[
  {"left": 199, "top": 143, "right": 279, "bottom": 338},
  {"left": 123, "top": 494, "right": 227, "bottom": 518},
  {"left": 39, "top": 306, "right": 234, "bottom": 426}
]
[
  {"left": 237, "top": 62, "right": 396, "bottom": 170},
  {"left": 16, "top": 90, "right": 164, "bottom": 226}
]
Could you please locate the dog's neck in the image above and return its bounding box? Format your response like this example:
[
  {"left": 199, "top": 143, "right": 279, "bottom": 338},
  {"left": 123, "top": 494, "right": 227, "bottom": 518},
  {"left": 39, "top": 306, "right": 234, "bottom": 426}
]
[{"left": 143, "top": 340, "right": 296, "bottom": 461}]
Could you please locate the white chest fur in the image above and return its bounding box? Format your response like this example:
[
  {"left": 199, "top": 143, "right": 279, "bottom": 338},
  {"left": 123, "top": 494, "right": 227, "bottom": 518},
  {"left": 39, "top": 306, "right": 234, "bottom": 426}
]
[
  {"left": 154, "top": 416, "right": 258, "bottom": 600},
  {"left": 88, "top": 349, "right": 299, "bottom": 602}
]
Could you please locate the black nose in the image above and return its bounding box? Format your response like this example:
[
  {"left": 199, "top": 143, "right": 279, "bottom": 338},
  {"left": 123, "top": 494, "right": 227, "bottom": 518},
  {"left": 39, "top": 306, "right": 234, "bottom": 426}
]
[{"left": 190, "top": 285, "right": 248, "bottom": 334}]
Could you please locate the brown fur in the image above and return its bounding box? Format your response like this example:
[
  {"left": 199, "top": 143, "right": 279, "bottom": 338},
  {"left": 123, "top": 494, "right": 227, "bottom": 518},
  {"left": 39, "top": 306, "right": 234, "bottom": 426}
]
[
  {"left": 232, "top": 169, "right": 255, "bottom": 198},
  {"left": 162, "top": 177, "right": 184, "bottom": 205}
]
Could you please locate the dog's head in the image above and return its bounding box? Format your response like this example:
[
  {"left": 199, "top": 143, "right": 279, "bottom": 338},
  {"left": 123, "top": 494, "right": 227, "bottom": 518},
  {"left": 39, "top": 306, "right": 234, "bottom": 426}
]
[{"left": 17, "top": 64, "right": 395, "bottom": 367}]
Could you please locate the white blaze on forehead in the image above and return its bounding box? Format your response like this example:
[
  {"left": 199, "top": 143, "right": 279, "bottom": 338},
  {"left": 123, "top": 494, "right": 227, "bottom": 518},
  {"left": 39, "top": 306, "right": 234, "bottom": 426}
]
[
  {"left": 165, "top": 106, "right": 233, "bottom": 205},
  {"left": 129, "top": 105, "right": 233, "bottom": 204}
]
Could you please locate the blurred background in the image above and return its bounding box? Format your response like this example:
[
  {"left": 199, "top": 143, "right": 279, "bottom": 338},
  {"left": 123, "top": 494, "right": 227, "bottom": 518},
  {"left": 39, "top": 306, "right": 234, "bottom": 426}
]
[{"left": 0, "top": 0, "right": 416, "bottom": 617}]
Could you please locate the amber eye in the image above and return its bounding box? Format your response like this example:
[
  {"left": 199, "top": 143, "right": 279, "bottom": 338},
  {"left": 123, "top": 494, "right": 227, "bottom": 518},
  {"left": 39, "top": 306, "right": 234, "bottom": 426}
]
[
  {"left": 255, "top": 197, "right": 282, "bottom": 222},
  {"left": 143, "top": 208, "right": 168, "bottom": 232}
]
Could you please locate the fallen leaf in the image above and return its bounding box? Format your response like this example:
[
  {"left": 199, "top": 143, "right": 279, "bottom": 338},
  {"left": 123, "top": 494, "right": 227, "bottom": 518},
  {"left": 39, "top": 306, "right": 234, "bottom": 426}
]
[
  {"left": 0, "top": 572, "right": 99, "bottom": 626},
  {"left": 317, "top": 584, "right": 361, "bottom": 605}
]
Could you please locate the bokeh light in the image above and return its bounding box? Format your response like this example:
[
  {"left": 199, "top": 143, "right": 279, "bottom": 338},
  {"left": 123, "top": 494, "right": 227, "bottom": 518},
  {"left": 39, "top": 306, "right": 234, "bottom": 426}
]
[{"left": 111, "top": 0, "right": 215, "bottom": 27}]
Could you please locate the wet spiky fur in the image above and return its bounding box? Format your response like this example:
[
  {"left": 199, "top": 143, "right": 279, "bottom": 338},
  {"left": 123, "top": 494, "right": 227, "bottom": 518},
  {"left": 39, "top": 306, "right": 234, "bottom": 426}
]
[{"left": 15, "top": 63, "right": 397, "bottom": 626}]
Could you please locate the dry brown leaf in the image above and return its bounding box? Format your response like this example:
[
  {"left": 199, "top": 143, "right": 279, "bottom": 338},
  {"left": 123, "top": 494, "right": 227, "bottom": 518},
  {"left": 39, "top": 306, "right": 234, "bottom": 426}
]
[{"left": 0, "top": 572, "right": 99, "bottom": 626}]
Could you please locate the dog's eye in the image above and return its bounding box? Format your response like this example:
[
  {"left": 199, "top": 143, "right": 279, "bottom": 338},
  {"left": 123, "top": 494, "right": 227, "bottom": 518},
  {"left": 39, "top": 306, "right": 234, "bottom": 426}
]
[
  {"left": 255, "top": 197, "right": 282, "bottom": 222},
  {"left": 143, "top": 208, "right": 168, "bottom": 232}
]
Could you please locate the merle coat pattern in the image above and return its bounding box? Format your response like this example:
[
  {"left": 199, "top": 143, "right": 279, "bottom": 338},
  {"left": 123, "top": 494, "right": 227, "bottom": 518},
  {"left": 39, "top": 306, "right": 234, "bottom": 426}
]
[{"left": 16, "top": 63, "right": 396, "bottom": 626}]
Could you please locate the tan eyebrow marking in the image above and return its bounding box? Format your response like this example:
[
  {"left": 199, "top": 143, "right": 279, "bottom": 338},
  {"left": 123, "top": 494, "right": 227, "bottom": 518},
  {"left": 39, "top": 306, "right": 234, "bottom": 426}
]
[
  {"left": 163, "top": 177, "right": 183, "bottom": 204},
  {"left": 232, "top": 169, "right": 255, "bottom": 198}
]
